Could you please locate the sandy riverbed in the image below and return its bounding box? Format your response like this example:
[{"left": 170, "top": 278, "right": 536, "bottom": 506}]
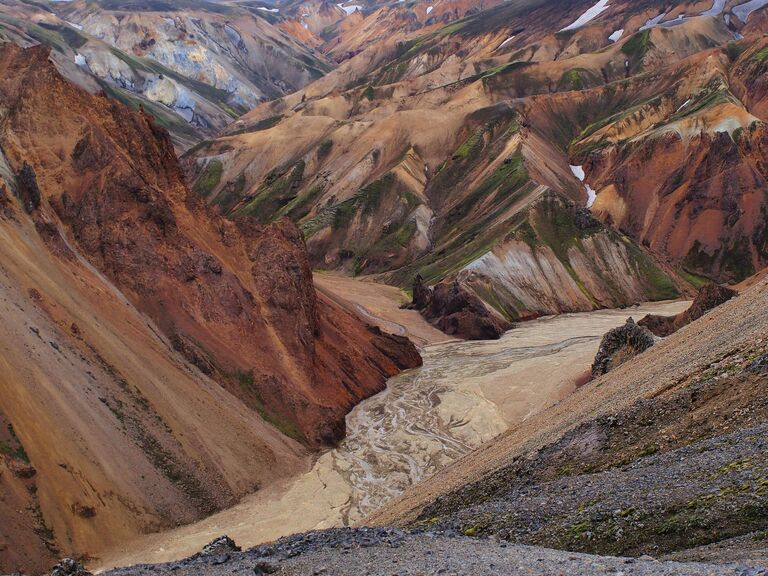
[{"left": 92, "top": 295, "right": 688, "bottom": 572}]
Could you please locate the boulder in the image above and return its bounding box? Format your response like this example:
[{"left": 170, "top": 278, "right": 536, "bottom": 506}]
[
  {"left": 199, "top": 535, "right": 241, "bottom": 556},
  {"left": 50, "top": 559, "right": 92, "bottom": 576},
  {"left": 592, "top": 318, "right": 656, "bottom": 377}
]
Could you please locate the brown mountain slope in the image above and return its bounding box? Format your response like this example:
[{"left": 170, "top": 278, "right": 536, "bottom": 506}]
[
  {"left": 0, "top": 43, "right": 419, "bottom": 574},
  {"left": 572, "top": 43, "right": 768, "bottom": 284}
]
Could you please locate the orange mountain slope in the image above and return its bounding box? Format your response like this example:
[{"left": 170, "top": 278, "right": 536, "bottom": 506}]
[{"left": 0, "top": 43, "right": 419, "bottom": 574}]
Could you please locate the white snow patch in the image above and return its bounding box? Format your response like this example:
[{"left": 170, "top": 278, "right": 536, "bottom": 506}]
[
  {"left": 496, "top": 35, "right": 515, "bottom": 50},
  {"left": 570, "top": 165, "right": 586, "bottom": 181},
  {"left": 426, "top": 5, "right": 433, "bottom": 14},
  {"left": 732, "top": 0, "right": 768, "bottom": 22},
  {"left": 586, "top": 184, "right": 597, "bottom": 208},
  {"left": 608, "top": 28, "right": 623, "bottom": 41},
  {"left": 676, "top": 98, "right": 691, "bottom": 113},
  {"left": 337, "top": 3, "right": 362, "bottom": 15},
  {"left": 570, "top": 165, "right": 595, "bottom": 207},
  {"left": 74, "top": 53, "right": 87, "bottom": 67},
  {"left": 257, "top": 6, "right": 280, "bottom": 12},
  {"left": 559, "top": 0, "right": 610, "bottom": 32},
  {"left": 700, "top": 0, "right": 726, "bottom": 16},
  {"left": 640, "top": 12, "right": 666, "bottom": 30},
  {"left": 66, "top": 20, "right": 83, "bottom": 30}
]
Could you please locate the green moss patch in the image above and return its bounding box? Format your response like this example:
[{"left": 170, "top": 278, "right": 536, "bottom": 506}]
[
  {"left": 234, "top": 160, "right": 306, "bottom": 223},
  {"left": 559, "top": 69, "right": 585, "bottom": 91},
  {"left": 301, "top": 173, "right": 396, "bottom": 238},
  {"left": 621, "top": 29, "right": 652, "bottom": 61},
  {"left": 193, "top": 159, "right": 223, "bottom": 197}
]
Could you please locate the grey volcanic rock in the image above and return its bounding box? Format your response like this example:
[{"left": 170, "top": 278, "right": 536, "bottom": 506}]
[
  {"left": 746, "top": 353, "right": 768, "bottom": 374},
  {"left": 591, "top": 318, "right": 655, "bottom": 377},
  {"left": 198, "top": 536, "right": 241, "bottom": 557}
]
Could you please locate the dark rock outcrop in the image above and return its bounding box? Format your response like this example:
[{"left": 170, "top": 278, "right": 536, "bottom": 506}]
[
  {"left": 199, "top": 536, "right": 241, "bottom": 556},
  {"left": 591, "top": 318, "right": 656, "bottom": 377},
  {"left": 17, "top": 161, "right": 41, "bottom": 213},
  {"left": 745, "top": 352, "right": 768, "bottom": 374},
  {"left": 639, "top": 283, "right": 737, "bottom": 337},
  {"left": 408, "top": 276, "right": 511, "bottom": 340},
  {"left": 51, "top": 559, "right": 93, "bottom": 576},
  {"left": 411, "top": 274, "right": 432, "bottom": 309}
]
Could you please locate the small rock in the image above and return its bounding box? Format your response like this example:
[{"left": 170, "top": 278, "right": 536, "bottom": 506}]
[
  {"left": 254, "top": 560, "right": 279, "bottom": 574},
  {"left": 199, "top": 535, "right": 241, "bottom": 556},
  {"left": 745, "top": 352, "right": 768, "bottom": 374},
  {"left": 211, "top": 554, "right": 230, "bottom": 565},
  {"left": 637, "top": 555, "right": 656, "bottom": 562},
  {"left": 50, "top": 558, "right": 92, "bottom": 576}
]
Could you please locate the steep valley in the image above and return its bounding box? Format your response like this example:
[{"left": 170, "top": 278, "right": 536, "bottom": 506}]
[
  {"left": 90, "top": 298, "right": 688, "bottom": 572},
  {"left": 2, "top": 0, "right": 768, "bottom": 574},
  {"left": 91, "top": 278, "right": 768, "bottom": 575}
]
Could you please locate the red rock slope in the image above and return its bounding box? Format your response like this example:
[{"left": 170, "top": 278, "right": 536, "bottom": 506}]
[{"left": 0, "top": 44, "right": 419, "bottom": 574}]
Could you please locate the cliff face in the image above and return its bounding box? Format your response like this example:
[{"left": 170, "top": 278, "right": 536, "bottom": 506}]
[{"left": 0, "top": 44, "right": 419, "bottom": 573}]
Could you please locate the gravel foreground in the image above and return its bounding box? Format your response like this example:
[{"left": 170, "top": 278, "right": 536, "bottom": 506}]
[{"left": 105, "top": 528, "right": 768, "bottom": 576}]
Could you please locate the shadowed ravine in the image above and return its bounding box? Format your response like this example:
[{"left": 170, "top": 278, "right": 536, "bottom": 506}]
[{"left": 94, "top": 300, "right": 688, "bottom": 572}]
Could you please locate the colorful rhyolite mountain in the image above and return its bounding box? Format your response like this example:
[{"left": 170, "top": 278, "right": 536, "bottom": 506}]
[{"left": 188, "top": 0, "right": 768, "bottom": 325}]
